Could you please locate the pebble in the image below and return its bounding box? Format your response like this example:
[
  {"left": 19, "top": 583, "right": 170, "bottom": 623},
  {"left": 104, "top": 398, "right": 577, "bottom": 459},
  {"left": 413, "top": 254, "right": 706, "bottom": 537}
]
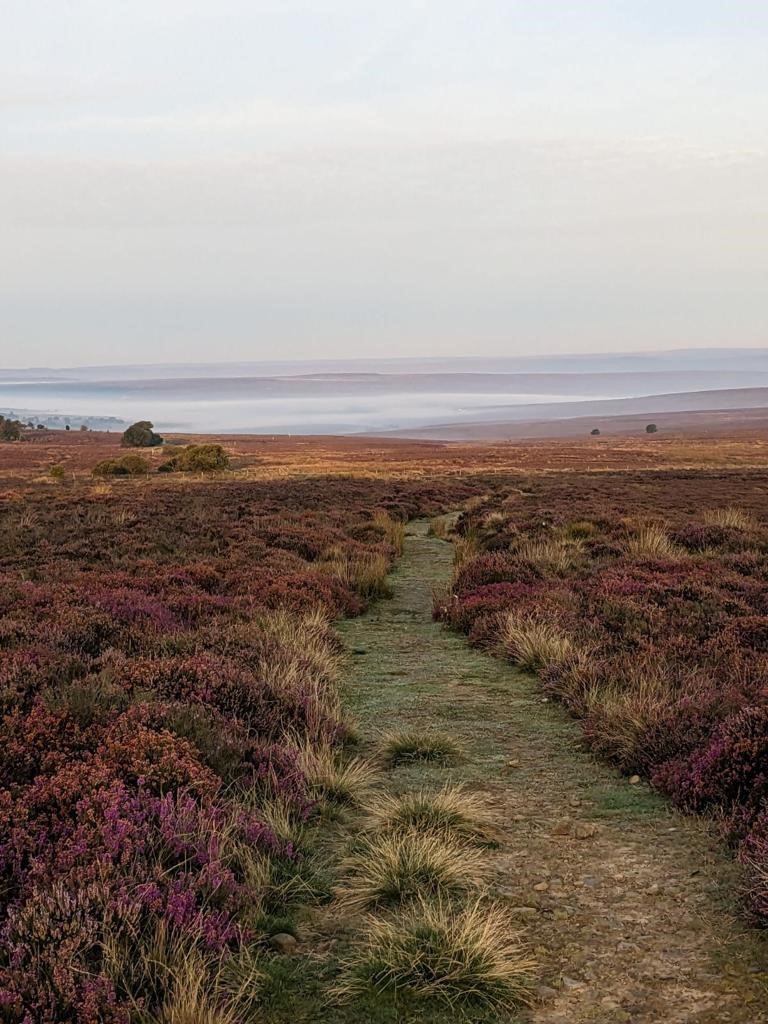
[
  {"left": 537, "top": 985, "right": 558, "bottom": 1001},
  {"left": 560, "top": 975, "right": 584, "bottom": 990},
  {"left": 269, "top": 932, "right": 298, "bottom": 954},
  {"left": 534, "top": 881, "right": 549, "bottom": 892},
  {"left": 629, "top": 774, "right": 641, "bottom": 785},
  {"left": 510, "top": 906, "right": 538, "bottom": 919},
  {"left": 574, "top": 822, "right": 598, "bottom": 840}
]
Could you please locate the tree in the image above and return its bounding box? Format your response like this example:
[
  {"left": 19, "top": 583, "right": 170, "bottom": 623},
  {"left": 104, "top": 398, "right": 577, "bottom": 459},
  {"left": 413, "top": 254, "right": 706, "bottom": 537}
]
[
  {"left": 590, "top": 428, "right": 601, "bottom": 436},
  {"left": 121, "top": 420, "right": 163, "bottom": 448},
  {"left": 0, "top": 416, "right": 22, "bottom": 441},
  {"left": 645, "top": 423, "right": 658, "bottom": 434}
]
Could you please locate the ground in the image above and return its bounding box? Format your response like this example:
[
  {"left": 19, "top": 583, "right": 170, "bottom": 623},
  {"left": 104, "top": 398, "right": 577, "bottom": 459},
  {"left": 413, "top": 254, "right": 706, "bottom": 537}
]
[{"left": 337, "top": 521, "right": 768, "bottom": 1023}]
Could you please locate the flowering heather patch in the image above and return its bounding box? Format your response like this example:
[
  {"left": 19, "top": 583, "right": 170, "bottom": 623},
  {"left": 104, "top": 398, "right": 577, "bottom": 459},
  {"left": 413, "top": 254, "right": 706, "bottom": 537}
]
[
  {"left": 0, "top": 473, "right": 476, "bottom": 1021},
  {"left": 437, "top": 470, "right": 768, "bottom": 927}
]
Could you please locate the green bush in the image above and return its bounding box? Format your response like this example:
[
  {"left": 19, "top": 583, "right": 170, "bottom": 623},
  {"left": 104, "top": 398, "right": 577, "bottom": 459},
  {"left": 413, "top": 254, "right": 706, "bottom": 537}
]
[
  {"left": 92, "top": 454, "right": 150, "bottom": 478},
  {"left": 159, "top": 444, "right": 229, "bottom": 473},
  {"left": 645, "top": 423, "right": 658, "bottom": 434},
  {"left": 49, "top": 465, "right": 66, "bottom": 480},
  {"left": 121, "top": 420, "right": 163, "bottom": 447}
]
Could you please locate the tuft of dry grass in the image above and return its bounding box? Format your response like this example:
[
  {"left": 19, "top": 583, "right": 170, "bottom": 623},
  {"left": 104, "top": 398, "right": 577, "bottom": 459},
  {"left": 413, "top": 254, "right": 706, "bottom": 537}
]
[
  {"left": 452, "top": 532, "right": 481, "bottom": 569},
  {"left": 364, "top": 784, "right": 498, "bottom": 846},
  {"left": 380, "top": 729, "right": 462, "bottom": 767},
  {"left": 321, "top": 546, "right": 392, "bottom": 600},
  {"left": 335, "top": 832, "right": 482, "bottom": 911},
  {"left": 624, "top": 523, "right": 680, "bottom": 559},
  {"left": 372, "top": 510, "right": 406, "bottom": 556},
  {"left": 499, "top": 614, "right": 573, "bottom": 673},
  {"left": 295, "top": 739, "right": 377, "bottom": 806},
  {"left": 335, "top": 896, "right": 536, "bottom": 1011},
  {"left": 703, "top": 506, "right": 757, "bottom": 531},
  {"left": 513, "top": 535, "right": 583, "bottom": 575},
  {"left": 427, "top": 515, "right": 452, "bottom": 540},
  {"left": 104, "top": 919, "right": 262, "bottom": 1024}
]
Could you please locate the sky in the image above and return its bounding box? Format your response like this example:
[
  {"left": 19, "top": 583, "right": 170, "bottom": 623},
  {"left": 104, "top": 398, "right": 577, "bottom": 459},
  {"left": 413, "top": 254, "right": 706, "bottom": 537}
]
[{"left": 1, "top": 1, "right": 767, "bottom": 369}]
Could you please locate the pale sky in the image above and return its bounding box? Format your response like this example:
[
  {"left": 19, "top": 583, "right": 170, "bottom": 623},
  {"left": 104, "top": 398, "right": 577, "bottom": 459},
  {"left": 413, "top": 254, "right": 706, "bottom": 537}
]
[{"left": 1, "top": 1, "right": 767, "bottom": 368}]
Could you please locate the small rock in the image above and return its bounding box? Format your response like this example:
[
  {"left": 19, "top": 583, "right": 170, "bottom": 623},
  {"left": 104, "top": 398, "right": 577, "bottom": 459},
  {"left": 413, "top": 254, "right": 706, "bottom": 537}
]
[
  {"left": 552, "top": 820, "right": 572, "bottom": 835},
  {"left": 510, "top": 906, "right": 538, "bottom": 919},
  {"left": 573, "top": 823, "right": 598, "bottom": 840},
  {"left": 569, "top": 795, "right": 582, "bottom": 807},
  {"left": 269, "top": 932, "right": 297, "bottom": 954},
  {"left": 646, "top": 883, "right": 660, "bottom": 895},
  {"left": 581, "top": 876, "right": 600, "bottom": 889},
  {"left": 629, "top": 775, "right": 641, "bottom": 785},
  {"left": 560, "top": 975, "right": 584, "bottom": 991},
  {"left": 537, "top": 985, "right": 558, "bottom": 1002},
  {"left": 534, "top": 881, "right": 549, "bottom": 892}
]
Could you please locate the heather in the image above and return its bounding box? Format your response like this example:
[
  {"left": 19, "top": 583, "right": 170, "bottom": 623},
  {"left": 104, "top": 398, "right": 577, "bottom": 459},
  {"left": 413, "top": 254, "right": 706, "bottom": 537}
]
[
  {"left": 0, "top": 473, "right": 477, "bottom": 1022},
  {"left": 435, "top": 470, "right": 768, "bottom": 927}
]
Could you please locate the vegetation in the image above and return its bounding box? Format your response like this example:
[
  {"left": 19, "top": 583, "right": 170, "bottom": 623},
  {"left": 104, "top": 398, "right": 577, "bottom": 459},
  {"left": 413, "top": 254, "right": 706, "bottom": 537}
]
[
  {"left": 122, "top": 420, "right": 163, "bottom": 447},
  {"left": 0, "top": 467, "right": 482, "bottom": 1021},
  {"left": 380, "top": 730, "right": 463, "bottom": 767},
  {"left": 92, "top": 453, "right": 151, "bottom": 477},
  {"left": 159, "top": 443, "right": 230, "bottom": 473},
  {"left": 645, "top": 423, "right": 658, "bottom": 433},
  {"left": 0, "top": 415, "right": 23, "bottom": 441},
  {"left": 435, "top": 471, "right": 768, "bottom": 927}
]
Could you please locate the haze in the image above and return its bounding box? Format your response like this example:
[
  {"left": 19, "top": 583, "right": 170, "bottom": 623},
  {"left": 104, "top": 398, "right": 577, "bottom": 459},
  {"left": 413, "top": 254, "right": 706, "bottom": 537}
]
[{"left": 2, "top": 1, "right": 767, "bottom": 368}]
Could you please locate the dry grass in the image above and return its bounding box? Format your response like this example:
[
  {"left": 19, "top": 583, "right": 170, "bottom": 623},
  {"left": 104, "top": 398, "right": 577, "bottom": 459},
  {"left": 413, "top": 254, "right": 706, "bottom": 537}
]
[
  {"left": 452, "top": 532, "right": 481, "bottom": 569},
  {"left": 335, "top": 832, "right": 482, "bottom": 911},
  {"left": 499, "top": 614, "right": 574, "bottom": 673},
  {"left": 380, "top": 729, "right": 462, "bottom": 767},
  {"left": 703, "top": 506, "right": 758, "bottom": 531},
  {"left": 364, "top": 784, "right": 498, "bottom": 846},
  {"left": 427, "top": 515, "right": 452, "bottom": 540},
  {"left": 295, "top": 739, "right": 377, "bottom": 806},
  {"left": 104, "top": 920, "right": 261, "bottom": 1024},
  {"left": 624, "top": 523, "right": 680, "bottom": 559},
  {"left": 513, "top": 535, "right": 584, "bottom": 575},
  {"left": 321, "top": 546, "right": 392, "bottom": 600},
  {"left": 335, "top": 896, "right": 536, "bottom": 1011},
  {"left": 373, "top": 510, "right": 406, "bottom": 556}
]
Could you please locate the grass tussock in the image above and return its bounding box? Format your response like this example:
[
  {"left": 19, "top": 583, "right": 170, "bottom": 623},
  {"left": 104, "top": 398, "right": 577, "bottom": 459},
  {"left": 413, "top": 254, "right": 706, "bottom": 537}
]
[
  {"left": 513, "top": 535, "right": 583, "bottom": 575},
  {"left": 500, "top": 614, "right": 573, "bottom": 673},
  {"left": 335, "top": 832, "right": 482, "bottom": 911},
  {"left": 427, "top": 515, "right": 452, "bottom": 540},
  {"left": 295, "top": 739, "right": 377, "bottom": 806},
  {"left": 380, "top": 729, "right": 462, "bottom": 767},
  {"left": 624, "top": 523, "right": 680, "bottom": 559},
  {"left": 373, "top": 510, "right": 406, "bottom": 556},
  {"left": 453, "top": 532, "right": 481, "bottom": 569},
  {"left": 703, "top": 506, "right": 757, "bottom": 531},
  {"left": 322, "top": 546, "right": 392, "bottom": 600},
  {"left": 364, "top": 784, "right": 498, "bottom": 846},
  {"left": 335, "top": 897, "right": 536, "bottom": 1011},
  {"left": 104, "top": 920, "right": 261, "bottom": 1024}
]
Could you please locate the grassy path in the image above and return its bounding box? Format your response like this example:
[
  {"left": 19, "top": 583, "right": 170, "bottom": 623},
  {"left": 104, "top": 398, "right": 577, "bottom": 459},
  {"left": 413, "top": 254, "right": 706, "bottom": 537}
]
[{"left": 339, "top": 520, "right": 768, "bottom": 1024}]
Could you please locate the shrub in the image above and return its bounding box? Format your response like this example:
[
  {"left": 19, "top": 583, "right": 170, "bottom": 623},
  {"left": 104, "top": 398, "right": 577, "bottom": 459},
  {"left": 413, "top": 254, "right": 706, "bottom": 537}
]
[
  {"left": 336, "top": 897, "right": 535, "bottom": 1011},
  {"left": 49, "top": 464, "right": 66, "bottom": 480},
  {"left": 121, "top": 420, "right": 163, "bottom": 447},
  {"left": 0, "top": 415, "right": 22, "bottom": 441},
  {"left": 159, "top": 444, "right": 230, "bottom": 473},
  {"left": 590, "top": 428, "right": 601, "bottom": 436},
  {"left": 92, "top": 455, "right": 150, "bottom": 477},
  {"left": 646, "top": 423, "right": 658, "bottom": 433}
]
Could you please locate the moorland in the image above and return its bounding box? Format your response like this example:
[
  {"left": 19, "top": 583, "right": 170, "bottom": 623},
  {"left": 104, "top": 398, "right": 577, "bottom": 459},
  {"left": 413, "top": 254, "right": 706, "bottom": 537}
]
[{"left": 0, "top": 425, "right": 767, "bottom": 1023}]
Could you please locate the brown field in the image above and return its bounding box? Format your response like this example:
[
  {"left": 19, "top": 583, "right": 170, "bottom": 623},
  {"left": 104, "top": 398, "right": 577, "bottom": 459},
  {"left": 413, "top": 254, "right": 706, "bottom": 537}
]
[{"left": 3, "top": 422, "right": 768, "bottom": 496}]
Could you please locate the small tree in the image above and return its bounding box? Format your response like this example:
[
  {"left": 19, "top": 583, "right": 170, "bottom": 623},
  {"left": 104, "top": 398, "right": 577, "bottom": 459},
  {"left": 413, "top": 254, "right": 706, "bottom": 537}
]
[
  {"left": 590, "top": 428, "right": 600, "bottom": 436},
  {"left": 0, "top": 416, "right": 22, "bottom": 441},
  {"left": 645, "top": 423, "right": 658, "bottom": 434},
  {"left": 121, "top": 420, "right": 163, "bottom": 448}
]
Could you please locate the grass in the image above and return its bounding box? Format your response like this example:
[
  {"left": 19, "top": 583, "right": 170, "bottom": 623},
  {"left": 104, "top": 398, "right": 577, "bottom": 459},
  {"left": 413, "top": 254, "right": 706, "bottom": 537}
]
[
  {"left": 335, "top": 832, "right": 482, "bottom": 911},
  {"left": 703, "top": 506, "right": 757, "bottom": 530},
  {"left": 335, "top": 897, "right": 536, "bottom": 1013},
  {"left": 498, "top": 614, "right": 574, "bottom": 673},
  {"left": 364, "top": 785, "right": 498, "bottom": 846},
  {"left": 624, "top": 523, "right": 681, "bottom": 559},
  {"left": 296, "top": 740, "right": 377, "bottom": 806},
  {"left": 380, "top": 730, "right": 463, "bottom": 767}
]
